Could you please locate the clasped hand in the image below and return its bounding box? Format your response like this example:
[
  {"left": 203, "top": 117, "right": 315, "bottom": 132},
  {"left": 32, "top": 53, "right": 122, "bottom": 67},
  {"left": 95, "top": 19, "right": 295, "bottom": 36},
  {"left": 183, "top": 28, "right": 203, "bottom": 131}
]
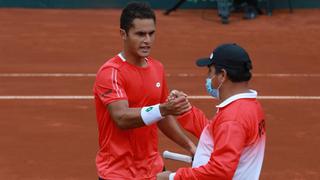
[{"left": 160, "top": 90, "right": 191, "bottom": 116}]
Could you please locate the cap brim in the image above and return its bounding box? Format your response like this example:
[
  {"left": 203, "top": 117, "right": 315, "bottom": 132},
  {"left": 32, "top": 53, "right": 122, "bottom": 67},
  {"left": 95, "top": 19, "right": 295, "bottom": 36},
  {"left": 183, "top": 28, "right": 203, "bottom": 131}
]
[{"left": 196, "top": 58, "right": 212, "bottom": 67}]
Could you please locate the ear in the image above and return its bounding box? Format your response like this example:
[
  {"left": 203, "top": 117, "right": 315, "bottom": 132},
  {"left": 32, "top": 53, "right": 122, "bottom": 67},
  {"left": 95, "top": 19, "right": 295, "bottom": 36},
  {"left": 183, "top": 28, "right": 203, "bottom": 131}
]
[
  {"left": 220, "top": 69, "right": 228, "bottom": 82},
  {"left": 120, "top": 29, "right": 127, "bottom": 40}
]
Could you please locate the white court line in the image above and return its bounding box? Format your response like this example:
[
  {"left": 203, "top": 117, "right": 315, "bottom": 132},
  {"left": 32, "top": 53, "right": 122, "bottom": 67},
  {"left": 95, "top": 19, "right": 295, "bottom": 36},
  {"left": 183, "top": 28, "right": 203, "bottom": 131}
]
[
  {"left": 253, "top": 73, "right": 320, "bottom": 77},
  {"left": 1, "top": 73, "right": 320, "bottom": 78},
  {"left": 1, "top": 95, "right": 320, "bottom": 100},
  {"left": 189, "top": 96, "right": 320, "bottom": 100},
  {"left": 0, "top": 96, "right": 93, "bottom": 100}
]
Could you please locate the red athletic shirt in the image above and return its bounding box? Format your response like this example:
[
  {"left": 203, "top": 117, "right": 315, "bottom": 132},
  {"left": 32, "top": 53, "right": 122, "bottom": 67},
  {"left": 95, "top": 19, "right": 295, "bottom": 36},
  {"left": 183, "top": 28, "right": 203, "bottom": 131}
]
[
  {"left": 93, "top": 54, "right": 169, "bottom": 179},
  {"left": 172, "top": 90, "right": 266, "bottom": 180}
]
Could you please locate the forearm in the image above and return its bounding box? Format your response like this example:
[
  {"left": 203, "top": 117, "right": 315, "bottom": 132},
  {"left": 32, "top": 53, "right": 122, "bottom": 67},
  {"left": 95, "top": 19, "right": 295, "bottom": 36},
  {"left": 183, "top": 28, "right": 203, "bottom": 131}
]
[
  {"left": 112, "top": 107, "right": 146, "bottom": 129},
  {"left": 109, "top": 101, "right": 165, "bottom": 129},
  {"left": 108, "top": 95, "right": 191, "bottom": 130},
  {"left": 158, "top": 115, "right": 196, "bottom": 154}
]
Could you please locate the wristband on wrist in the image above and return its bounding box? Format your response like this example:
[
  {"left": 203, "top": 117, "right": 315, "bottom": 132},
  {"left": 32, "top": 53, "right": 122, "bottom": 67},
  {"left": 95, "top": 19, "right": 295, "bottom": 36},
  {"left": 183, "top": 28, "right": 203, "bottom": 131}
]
[{"left": 140, "top": 104, "right": 164, "bottom": 125}]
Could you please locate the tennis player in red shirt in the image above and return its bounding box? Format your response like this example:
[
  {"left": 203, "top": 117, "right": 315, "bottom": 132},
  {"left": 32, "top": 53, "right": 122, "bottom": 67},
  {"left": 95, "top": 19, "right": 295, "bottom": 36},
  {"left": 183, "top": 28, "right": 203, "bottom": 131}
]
[
  {"left": 157, "top": 43, "right": 266, "bottom": 180},
  {"left": 93, "top": 2, "right": 196, "bottom": 180}
]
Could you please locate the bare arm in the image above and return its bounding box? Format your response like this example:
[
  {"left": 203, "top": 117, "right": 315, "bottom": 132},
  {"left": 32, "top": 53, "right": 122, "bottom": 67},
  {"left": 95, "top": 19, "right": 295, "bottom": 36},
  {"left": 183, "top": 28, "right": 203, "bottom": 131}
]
[
  {"left": 107, "top": 100, "right": 144, "bottom": 129},
  {"left": 159, "top": 89, "right": 197, "bottom": 154},
  {"left": 107, "top": 96, "right": 192, "bottom": 129},
  {"left": 158, "top": 115, "right": 196, "bottom": 155}
]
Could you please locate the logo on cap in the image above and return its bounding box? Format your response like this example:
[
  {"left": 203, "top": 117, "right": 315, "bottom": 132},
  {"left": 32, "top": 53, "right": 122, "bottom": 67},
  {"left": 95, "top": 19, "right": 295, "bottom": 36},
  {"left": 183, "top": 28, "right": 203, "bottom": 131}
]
[{"left": 210, "top": 52, "right": 214, "bottom": 59}]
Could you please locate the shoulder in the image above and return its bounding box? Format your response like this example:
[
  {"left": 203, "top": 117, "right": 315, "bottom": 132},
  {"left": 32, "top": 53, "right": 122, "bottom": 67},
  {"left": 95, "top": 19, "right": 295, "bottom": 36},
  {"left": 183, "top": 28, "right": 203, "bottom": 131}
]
[
  {"left": 146, "top": 56, "right": 164, "bottom": 68},
  {"left": 97, "top": 55, "right": 125, "bottom": 73},
  {"left": 95, "top": 56, "right": 128, "bottom": 83},
  {"left": 218, "top": 99, "right": 261, "bottom": 124},
  {"left": 213, "top": 99, "right": 264, "bottom": 144},
  {"left": 103, "top": 55, "right": 124, "bottom": 69}
]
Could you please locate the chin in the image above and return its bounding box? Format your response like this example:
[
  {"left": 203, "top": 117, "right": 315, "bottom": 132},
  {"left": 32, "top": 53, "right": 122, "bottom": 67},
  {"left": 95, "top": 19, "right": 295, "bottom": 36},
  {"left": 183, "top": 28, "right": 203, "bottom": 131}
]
[{"left": 138, "top": 51, "right": 150, "bottom": 58}]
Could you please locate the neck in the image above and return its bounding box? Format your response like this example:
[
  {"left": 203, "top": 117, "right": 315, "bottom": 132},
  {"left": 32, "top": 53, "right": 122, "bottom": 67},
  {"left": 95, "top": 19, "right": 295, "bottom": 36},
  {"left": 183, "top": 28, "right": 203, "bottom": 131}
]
[
  {"left": 218, "top": 82, "right": 250, "bottom": 102},
  {"left": 122, "top": 49, "right": 147, "bottom": 67}
]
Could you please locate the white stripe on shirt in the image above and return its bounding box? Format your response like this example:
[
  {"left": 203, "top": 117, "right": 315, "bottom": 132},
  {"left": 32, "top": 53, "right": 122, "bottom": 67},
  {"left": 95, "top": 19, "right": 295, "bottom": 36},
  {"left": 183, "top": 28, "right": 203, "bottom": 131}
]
[
  {"left": 114, "top": 69, "right": 123, "bottom": 97},
  {"left": 111, "top": 68, "right": 120, "bottom": 97}
]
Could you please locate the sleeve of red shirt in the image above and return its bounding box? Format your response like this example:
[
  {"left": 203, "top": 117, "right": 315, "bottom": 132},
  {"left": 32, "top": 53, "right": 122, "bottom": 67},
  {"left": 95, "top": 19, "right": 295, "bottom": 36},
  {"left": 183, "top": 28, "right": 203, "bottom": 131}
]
[
  {"left": 174, "top": 120, "right": 247, "bottom": 180},
  {"left": 94, "top": 67, "right": 128, "bottom": 106},
  {"left": 177, "top": 106, "right": 210, "bottom": 139}
]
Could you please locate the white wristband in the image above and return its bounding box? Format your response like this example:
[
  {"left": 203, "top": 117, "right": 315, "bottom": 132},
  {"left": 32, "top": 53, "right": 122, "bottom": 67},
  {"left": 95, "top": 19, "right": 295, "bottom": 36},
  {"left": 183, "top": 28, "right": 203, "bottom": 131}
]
[{"left": 140, "top": 104, "right": 163, "bottom": 125}]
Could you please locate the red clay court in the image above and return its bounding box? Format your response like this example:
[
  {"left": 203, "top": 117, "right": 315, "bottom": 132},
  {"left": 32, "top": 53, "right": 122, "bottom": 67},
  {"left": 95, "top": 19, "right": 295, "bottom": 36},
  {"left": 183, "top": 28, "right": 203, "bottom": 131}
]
[{"left": 0, "top": 8, "right": 320, "bottom": 179}]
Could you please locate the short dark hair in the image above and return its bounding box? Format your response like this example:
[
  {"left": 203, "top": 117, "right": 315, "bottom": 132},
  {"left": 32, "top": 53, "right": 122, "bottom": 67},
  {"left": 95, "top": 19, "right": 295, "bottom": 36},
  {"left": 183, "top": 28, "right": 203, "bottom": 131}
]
[
  {"left": 120, "top": 2, "right": 156, "bottom": 33},
  {"left": 214, "top": 62, "right": 252, "bottom": 82}
]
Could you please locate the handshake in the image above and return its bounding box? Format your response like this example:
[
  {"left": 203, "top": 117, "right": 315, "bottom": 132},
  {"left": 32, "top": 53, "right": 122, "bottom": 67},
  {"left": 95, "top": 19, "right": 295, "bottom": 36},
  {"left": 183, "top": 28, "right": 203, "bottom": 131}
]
[{"left": 159, "top": 90, "right": 192, "bottom": 117}]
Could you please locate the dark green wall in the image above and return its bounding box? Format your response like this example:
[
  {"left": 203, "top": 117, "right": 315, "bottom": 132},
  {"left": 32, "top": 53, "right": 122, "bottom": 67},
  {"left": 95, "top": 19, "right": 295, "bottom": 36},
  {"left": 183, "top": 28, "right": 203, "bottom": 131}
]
[{"left": 0, "top": 0, "right": 319, "bottom": 9}]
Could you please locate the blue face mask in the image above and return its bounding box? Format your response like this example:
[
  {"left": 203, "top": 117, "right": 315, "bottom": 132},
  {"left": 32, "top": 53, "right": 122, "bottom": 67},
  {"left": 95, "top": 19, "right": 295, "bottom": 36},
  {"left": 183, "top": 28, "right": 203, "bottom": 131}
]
[{"left": 205, "top": 76, "right": 222, "bottom": 99}]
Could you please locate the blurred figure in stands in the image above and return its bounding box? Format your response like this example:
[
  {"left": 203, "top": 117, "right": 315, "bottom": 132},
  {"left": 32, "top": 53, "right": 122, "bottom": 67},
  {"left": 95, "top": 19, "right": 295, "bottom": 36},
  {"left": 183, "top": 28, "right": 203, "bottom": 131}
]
[
  {"left": 219, "top": 0, "right": 261, "bottom": 24},
  {"left": 164, "top": 0, "right": 261, "bottom": 24},
  {"left": 236, "top": 0, "right": 261, "bottom": 19}
]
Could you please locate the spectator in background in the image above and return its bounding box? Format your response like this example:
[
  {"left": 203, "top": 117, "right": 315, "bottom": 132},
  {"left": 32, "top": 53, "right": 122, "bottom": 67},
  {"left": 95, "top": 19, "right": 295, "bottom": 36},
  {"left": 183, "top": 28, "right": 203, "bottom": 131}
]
[
  {"left": 164, "top": 0, "right": 261, "bottom": 24},
  {"left": 219, "top": 0, "right": 261, "bottom": 24},
  {"left": 235, "top": 0, "right": 261, "bottom": 19}
]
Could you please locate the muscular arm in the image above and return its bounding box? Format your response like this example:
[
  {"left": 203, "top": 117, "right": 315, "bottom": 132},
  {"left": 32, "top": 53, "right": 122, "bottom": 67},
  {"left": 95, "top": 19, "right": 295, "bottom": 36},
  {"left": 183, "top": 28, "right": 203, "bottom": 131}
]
[
  {"left": 107, "top": 96, "right": 192, "bottom": 130},
  {"left": 107, "top": 100, "right": 145, "bottom": 129},
  {"left": 108, "top": 97, "right": 196, "bottom": 153}
]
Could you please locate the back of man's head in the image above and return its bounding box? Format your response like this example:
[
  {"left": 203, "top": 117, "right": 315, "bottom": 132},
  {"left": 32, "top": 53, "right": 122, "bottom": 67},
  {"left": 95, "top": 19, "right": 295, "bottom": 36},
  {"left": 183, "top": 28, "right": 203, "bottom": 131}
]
[{"left": 120, "top": 2, "right": 156, "bottom": 33}]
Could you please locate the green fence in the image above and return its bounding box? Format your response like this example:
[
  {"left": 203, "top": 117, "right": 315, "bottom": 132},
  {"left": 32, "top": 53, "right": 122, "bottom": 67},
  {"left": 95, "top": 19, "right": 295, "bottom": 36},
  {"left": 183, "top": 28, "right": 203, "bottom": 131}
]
[{"left": 0, "top": 0, "right": 319, "bottom": 9}]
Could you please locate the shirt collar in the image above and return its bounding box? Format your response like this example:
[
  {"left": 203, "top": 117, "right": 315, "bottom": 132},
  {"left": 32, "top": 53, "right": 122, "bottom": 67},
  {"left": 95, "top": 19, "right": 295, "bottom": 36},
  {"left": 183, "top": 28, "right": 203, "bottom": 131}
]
[
  {"left": 118, "top": 53, "right": 126, "bottom": 62},
  {"left": 118, "top": 52, "right": 149, "bottom": 62},
  {"left": 216, "top": 89, "right": 258, "bottom": 108}
]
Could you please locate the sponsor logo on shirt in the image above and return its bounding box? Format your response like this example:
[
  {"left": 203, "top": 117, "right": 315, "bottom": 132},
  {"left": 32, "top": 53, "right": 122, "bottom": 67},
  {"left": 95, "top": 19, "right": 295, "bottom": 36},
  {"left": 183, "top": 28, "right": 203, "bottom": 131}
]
[{"left": 156, "top": 82, "right": 161, "bottom": 88}]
